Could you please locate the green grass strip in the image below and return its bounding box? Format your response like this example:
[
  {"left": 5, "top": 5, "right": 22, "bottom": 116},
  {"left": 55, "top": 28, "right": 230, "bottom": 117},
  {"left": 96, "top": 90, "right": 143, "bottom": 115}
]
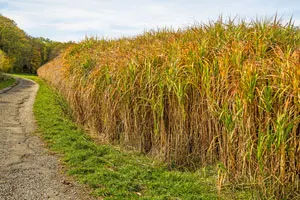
[
  {"left": 0, "top": 75, "right": 16, "bottom": 90},
  {"left": 15, "top": 74, "right": 249, "bottom": 200}
]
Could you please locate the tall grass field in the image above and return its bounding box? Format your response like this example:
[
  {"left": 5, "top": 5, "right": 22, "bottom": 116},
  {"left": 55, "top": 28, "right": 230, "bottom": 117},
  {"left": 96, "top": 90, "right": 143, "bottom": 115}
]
[{"left": 38, "top": 17, "right": 300, "bottom": 199}]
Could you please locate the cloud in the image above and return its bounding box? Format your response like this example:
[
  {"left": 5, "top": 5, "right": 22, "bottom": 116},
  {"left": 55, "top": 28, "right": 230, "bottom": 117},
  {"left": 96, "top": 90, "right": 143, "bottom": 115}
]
[{"left": 0, "top": 0, "right": 299, "bottom": 42}]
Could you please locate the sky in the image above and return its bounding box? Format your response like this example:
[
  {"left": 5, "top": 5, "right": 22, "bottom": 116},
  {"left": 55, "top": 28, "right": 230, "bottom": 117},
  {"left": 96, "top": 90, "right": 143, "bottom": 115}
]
[{"left": 0, "top": 0, "right": 299, "bottom": 42}]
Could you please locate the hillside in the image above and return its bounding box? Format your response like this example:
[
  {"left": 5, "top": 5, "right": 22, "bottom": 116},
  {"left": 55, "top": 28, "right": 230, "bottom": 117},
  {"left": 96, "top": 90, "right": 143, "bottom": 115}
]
[
  {"left": 38, "top": 18, "right": 300, "bottom": 199},
  {"left": 0, "top": 15, "right": 70, "bottom": 73}
]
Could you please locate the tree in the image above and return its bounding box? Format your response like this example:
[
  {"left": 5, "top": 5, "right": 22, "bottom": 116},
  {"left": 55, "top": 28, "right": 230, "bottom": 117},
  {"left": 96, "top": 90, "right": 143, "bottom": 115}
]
[
  {"left": 29, "top": 48, "right": 42, "bottom": 73},
  {"left": 0, "top": 49, "right": 12, "bottom": 72}
]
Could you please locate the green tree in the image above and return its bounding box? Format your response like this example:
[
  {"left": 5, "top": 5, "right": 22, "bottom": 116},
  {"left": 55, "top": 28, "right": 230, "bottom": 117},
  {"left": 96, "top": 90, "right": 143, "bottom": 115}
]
[
  {"left": 29, "top": 48, "right": 42, "bottom": 73},
  {"left": 0, "top": 49, "right": 12, "bottom": 72}
]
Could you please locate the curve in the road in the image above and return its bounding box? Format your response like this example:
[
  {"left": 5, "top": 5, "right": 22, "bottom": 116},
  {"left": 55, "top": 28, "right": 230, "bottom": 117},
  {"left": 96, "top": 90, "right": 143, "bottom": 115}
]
[{"left": 0, "top": 77, "right": 92, "bottom": 200}]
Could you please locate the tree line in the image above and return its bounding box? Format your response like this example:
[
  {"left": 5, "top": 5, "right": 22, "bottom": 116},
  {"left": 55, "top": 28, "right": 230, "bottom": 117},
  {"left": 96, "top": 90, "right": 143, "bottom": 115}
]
[{"left": 0, "top": 14, "right": 72, "bottom": 74}]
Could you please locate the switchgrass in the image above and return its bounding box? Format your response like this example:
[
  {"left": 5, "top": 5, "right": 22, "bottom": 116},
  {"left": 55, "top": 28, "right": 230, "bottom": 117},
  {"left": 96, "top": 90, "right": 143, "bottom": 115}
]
[
  {"left": 38, "top": 17, "right": 300, "bottom": 199},
  {"left": 16, "top": 74, "right": 247, "bottom": 199}
]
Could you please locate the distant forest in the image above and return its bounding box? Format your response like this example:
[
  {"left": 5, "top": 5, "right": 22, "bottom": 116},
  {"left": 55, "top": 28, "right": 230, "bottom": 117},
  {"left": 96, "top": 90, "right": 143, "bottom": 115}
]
[{"left": 0, "top": 14, "right": 72, "bottom": 73}]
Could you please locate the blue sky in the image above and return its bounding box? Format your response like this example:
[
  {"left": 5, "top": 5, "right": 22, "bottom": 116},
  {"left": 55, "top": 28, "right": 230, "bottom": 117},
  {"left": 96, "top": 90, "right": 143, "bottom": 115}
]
[{"left": 0, "top": 0, "right": 299, "bottom": 42}]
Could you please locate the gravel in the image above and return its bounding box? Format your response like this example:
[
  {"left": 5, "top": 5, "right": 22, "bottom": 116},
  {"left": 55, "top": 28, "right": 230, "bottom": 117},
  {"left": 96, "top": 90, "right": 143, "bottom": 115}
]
[{"left": 0, "top": 77, "right": 96, "bottom": 200}]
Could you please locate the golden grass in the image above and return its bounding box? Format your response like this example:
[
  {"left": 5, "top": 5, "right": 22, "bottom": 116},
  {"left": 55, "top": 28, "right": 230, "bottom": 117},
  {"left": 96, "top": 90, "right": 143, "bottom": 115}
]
[{"left": 38, "top": 17, "right": 300, "bottom": 199}]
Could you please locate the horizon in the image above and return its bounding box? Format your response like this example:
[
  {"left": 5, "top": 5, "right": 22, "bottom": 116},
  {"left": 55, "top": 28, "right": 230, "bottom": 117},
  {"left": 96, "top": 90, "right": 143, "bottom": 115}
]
[{"left": 0, "top": 0, "right": 299, "bottom": 42}]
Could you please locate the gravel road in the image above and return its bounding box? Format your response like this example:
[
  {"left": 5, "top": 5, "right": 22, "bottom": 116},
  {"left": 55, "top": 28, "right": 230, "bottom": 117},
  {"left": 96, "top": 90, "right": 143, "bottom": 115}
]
[{"left": 0, "top": 77, "right": 94, "bottom": 200}]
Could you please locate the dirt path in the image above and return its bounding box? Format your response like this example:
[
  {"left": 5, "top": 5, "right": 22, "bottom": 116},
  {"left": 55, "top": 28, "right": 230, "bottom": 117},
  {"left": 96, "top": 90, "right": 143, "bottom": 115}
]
[{"left": 0, "top": 77, "right": 94, "bottom": 200}]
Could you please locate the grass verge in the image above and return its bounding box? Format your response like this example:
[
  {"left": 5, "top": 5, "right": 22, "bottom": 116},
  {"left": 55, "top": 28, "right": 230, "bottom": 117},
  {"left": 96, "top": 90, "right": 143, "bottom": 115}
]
[
  {"left": 0, "top": 74, "right": 16, "bottom": 90},
  {"left": 15, "top": 74, "right": 250, "bottom": 200}
]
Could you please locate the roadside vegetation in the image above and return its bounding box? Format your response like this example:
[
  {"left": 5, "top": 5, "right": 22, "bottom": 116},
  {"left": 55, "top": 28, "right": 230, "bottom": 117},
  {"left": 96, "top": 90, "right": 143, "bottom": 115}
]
[
  {"left": 16, "top": 74, "right": 250, "bottom": 199},
  {"left": 0, "top": 73, "right": 16, "bottom": 90},
  {"left": 38, "top": 17, "right": 300, "bottom": 199}
]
